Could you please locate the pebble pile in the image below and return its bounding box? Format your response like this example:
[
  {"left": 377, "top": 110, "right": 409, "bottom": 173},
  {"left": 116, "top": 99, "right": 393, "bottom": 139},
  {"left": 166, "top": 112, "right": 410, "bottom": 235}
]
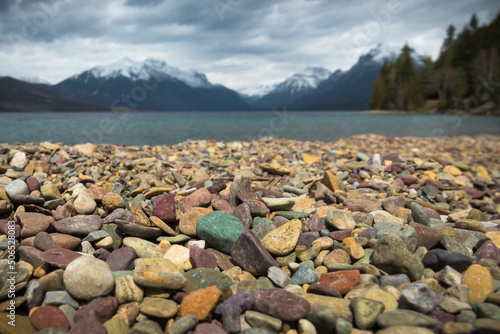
[{"left": 0, "top": 134, "right": 500, "bottom": 334}]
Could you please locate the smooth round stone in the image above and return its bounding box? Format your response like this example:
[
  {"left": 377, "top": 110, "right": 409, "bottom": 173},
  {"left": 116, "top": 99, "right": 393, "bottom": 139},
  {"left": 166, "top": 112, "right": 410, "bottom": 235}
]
[
  {"left": 123, "top": 237, "right": 164, "bottom": 258},
  {"left": 376, "top": 326, "right": 434, "bottom": 334},
  {"left": 17, "top": 212, "right": 51, "bottom": 238},
  {"left": 167, "top": 315, "right": 199, "bottom": 334},
  {"left": 245, "top": 310, "right": 282, "bottom": 332},
  {"left": 102, "top": 192, "right": 126, "bottom": 213},
  {"left": 323, "top": 249, "right": 351, "bottom": 266},
  {"left": 63, "top": 256, "right": 114, "bottom": 300},
  {"left": 400, "top": 283, "right": 440, "bottom": 314},
  {"left": 252, "top": 288, "right": 311, "bottom": 322},
  {"left": 326, "top": 210, "right": 356, "bottom": 230},
  {"left": 53, "top": 215, "right": 102, "bottom": 236},
  {"left": 115, "top": 275, "right": 144, "bottom": 304},
  {"left": 351, "top": 297, "right": 384, "bottom": 330},
  {"left": 262, "top": 219, "right": 302, "bottom": 256},
  {"left": 30, "top": 305, "right": 69, "bottom": 331},
  {"left": 74, "top": 193, "right": 97, "bottom": 215},
  {"left": 365, "top": 289, "right": 398, "bottom": 312},
  {"left": 462, "top": 264, "right": 493, "bottom": 303},
  {"left": 115, "top": 219, "right": 162, "bottom": 238},
  {"left": 133, "top": 258, "right": 187, "bottom": 289},
  {"left": 422, "top": 249, "right": 472, "bottom": 272},
  {"left": 318, "top": 270, "right": 360, "bottom": 295},
  {"left": 377, "top": 309, "right": 438, "bottom": 328},
  {"left": 140, "top": 297, "right": 178, "bottom": 318},
  {"left": 196, "top": 211, "right": 245, "bottom": 254},
  {"left": 5, "top": 179, "right": 29, "bottom": 199}
]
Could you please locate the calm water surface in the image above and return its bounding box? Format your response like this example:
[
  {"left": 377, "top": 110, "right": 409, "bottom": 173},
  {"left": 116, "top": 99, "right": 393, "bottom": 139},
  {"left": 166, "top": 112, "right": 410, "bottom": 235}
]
[{"left": 1, "top": 111, "right": 499, "bottom": 146}]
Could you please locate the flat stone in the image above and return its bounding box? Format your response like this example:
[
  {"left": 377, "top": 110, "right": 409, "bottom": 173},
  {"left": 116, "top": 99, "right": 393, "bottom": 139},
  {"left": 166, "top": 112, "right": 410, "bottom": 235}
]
[
  {"left": 252, "top": 288, "right": 311, "bottom": 322},
  {"left": 63, "top": 256, "right": 114, "bottom": 300},
  {"left": 150, "top": 216, "right": 177, "bottom": 235},
  {"left": 351, "top": 297, "right": 384, "bottom": 330},
  {"left": 122, "top": 237, "right": 164, "bottom": 258},
  {"left": 178, "top": 285, "right": 223, "bottom": 321},
  {"left": 400, "top": 283, "right": 440, "bottom": 314},
  {"left": 370, "top": 210, "right": 404, "bottom": 225},
  {"left": 365, "top": 289, "right": 398, "bottom": 312},
  {"left": 377, "top": 309, "right": 438, "bottom": 328},
  {"left": 189, "top": 247, "right": 218, "bottom": 269},
  {"left": 34, "top": 231, "right": 58, "bottom": 251},
  {"left": 377, "top": 326, "right": 434, "bottom": 334},
  {"left": 140, "top": 297, "right": 178, "bottom": 318},
  {"left": 234, "top": 203, "right": 253, "bottom": 229},
  {"left": 74, "top": 296, "right": 118, "bottom": 324},
  {"left": 371, "top": 234, "right": 424, "bottom": 281},
  {"left": 106, "top": 247, "right": 137, "bottom": 271},
  {"left": 374, "top": 222, "right": 417, "bottom": 251},
  {"left": 421, "top": 249, "right": 472, "bottom": 272},
  {"left": 167, "top": 315, "right": 199, "bottom": 334},
  {"left": 114, "top": 275, "right": 144, "bottom": 304},
  {"left": 30, "top": 305, "right": 69, "bottom": 331},
  {"left": 152, "top": 194, "right": 176, "bottom": 223},
  {"left": 411, "top": 202, "right": 431, "bottom": 226},
  {"left": 299, "top": 293, "right": 352, "bottom": 322},
  {"left": 115, "top": 219, "right": 162, "bottom": 238},
  {"left": 409, "top": 222, "right": 443, "bottom": 250},
  {"left": 462, "top": 264, "right": 493, "bottom": 303},
  {"left": 326, "top": 210, "right": 355, "bottom": 230},
  {"left": 133, "top": 258, "right": 187, "bottom": 289},
  {"left": 245, "top": 310, "right": 282, "bottom": 333},
  {"left": 39, "top": 248, "right": 82, "bottom": 269},
  {"left": 197, "top": 211, "right": 245, "bottom": 254},
  {"left": 53, "top": 215, "right": 102, "bottom": 236},
  {"left": 267, "top": 267, "right": 292, "bottom": 288},
  {"left": 261, "top": 197, "right": 296, "bottom": 211},
  {"left": 17, "top": 212, "right": 51, "bottom": 238},
  {"left": 179, "top": 207, "right": 212, "bottom": 237},
  {"left": 319, "top": 270, "right": 360, "bottom": 295},
  {"left": 262, "top": 219, "right": 301, "bottom": 256},
  {"left": 323, "top": 249, "right": 351, "bottom": 266},
  {"left": 231, "top": 229, "right": 279, "bottom": 277},
  {"left": 181, "top": 188, "right": 212, "bottom": 213},
  {"left": 183, "top": 268, "right": 233, "bottom": 293}
]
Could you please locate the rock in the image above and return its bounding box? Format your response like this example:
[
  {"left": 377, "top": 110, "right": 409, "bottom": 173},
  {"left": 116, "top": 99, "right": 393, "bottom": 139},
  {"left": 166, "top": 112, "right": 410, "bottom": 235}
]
[
  {"left": 164, "top": 245, "right": 192, "bottom": 271},
  {"left": 53, "top": 215, "right": 102, "bottom": 236},
  {"left": 326, "top": 210, "right": 355, "bottom": 230},
  {"left": 189, "top": 247, "right": 218, "bottom": 269},
  {"left": 421, "top": 249, "right": 472, "bottom": 272},
  {"left": 411, "top": 202, "right": 431, "bottom": 226},
  {"left": 30, "top": 306, "right": 69, "bottom": 331},
  {"left": 103, "top": 318, "right": 128, "bottom": 334},
  {"left": 40, "top": 182, "right": 61, "bottom": 201},
  {"left": 365, "top": 289, "right": 398, "bottom": 312},
  {"left": 474, "top": 318, "right": 500, "bottom": 334},
  {"left": 344, "top": 196, "right": 382, "bottom": 212},
  {"left": 102, "top": 192, "right": 126, "bottom": 213},
  {"left": 178, "top": 285, "right": 223, "bottom": 321},
  {"left": 318, "top": 270, "right": 360, "bottom": 295},
  {"left": 475, "top": 241, "right": 500, "bottom": 261},
  {"left": 5, "top": 179, "right": 29, "bottom": 200},
  {"left": 133, "top": 258, "right": 186, "bottom": 289},
  {"left": 351, "top": 297, "right": 384, "bottom": 330},
  {"left": 261, "top": 219, "right": 301, "bottom": 256},
  {"left": 377, "top": 309, "right": 438, "bottom": 328},
  {"left": 181, "top": 188, "right": 212, "bottom": 212},
  {"left": 400, "top": 283, "right": 440, "bottom": 314},
  {"left": 152, "top": 194, "right": 176, "bottom": 223},
  {"left": 63, "top": 256, "right": 114, "bottom": 300},
  {"left": 127, "top": 320, "right": 162, "bottom": 334},
  {"left": 17, "top": 212, "right": 51, "bottom": 238},
  {"left": 74, "top": 296, "right": 118, "bottom": 324},
  {"left": 234, "top": 203, "right": 253, "bottom": 229},
  {"left": 299, "top": 293, "right": 352, "bottom": 322},
  {"left": 122, "top": 237, "right": 164, "bottom": 258},
  {"left": 245, "top": 310, "right": 282, "bottom": 332},
  {"left": 376, "top": 326, "right": 434, "bottom": 334},
  {"left": 252, "top": 288, "right": 311, "bottom": 322},
  {"left": 267, "top": 267, "right": 292, "bottom": 288},
  {"left": 73, "top": 192, "right": 97, "bottom": 215},
  {"left": 114, "top": 219, "right": 162, "bottom": 238},
  {"left": 462, "top": 264, "right": 493, "bottom": 303},
  {"left": 183, "top": 268, "right": 233, "bottom": 293},
  {"left": 374, "top": 222, "right": 417, "bottom": 252},
  {"left": 435, "top": 265, "right": 462, "bottom": 287},
  {"left": 291, "top": 265, "right": 318, "bottom": 285},
  {"left": 150, "top": 216, "right": 177, "bottom": 235},
  {"left": 39, "top": 248, "right": 82, "bottom": 269},
  {"left": 115, "top": 275, "right": 143, "bottom": 304},
  {"left": 323, "top": 249, "right": 351, "bottom": 266},
  {"left": 260, "top": 197, "right": 296, "bottom": 211},
  {"left": 231, "top": 229, "right": 279, "bottom": 277},
  {"left": 179, "top": 207, "right": 212, "bottom": 237},
  {"left": 140, "top": 297, "right": 178, "bottom": 318},
  {"left": 43, "top": 290, "right": 79, "bottom": 309},
  {"left": 382, "top": 196, "right": 407, "bottom": 214},
  {"left": 220, "top": 304, "right": 241, "bottom": 333},
  {"left": 371, "top": 235, "right": 424, "bottom": 281},
  {"left": 322, "top": 171, "right": 340, "bottom": 192},
  {"left": 409, "top": 222, "right": 443, "bottom": 250},
  {"left": 370, "top": 210, "right": 404, "bottom": 225},
  {"left": 167, "top": 315, "right": 199, "bottom": 334},
  {"left": 197, "top": 211, "right": 245, "bottom": 254}
]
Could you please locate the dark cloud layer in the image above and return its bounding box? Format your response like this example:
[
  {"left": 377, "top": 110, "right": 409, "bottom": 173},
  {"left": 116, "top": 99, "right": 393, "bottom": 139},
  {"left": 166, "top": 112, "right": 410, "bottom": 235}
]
[{"left": 0, "top": 0, "right": 499, "bottom": 93}]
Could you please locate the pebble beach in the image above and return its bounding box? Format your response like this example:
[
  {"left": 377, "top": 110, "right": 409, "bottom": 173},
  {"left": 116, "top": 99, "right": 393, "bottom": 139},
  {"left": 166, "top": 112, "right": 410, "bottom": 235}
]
[{"left": 1, "top": 134, "right": 500, "bottom": 334}]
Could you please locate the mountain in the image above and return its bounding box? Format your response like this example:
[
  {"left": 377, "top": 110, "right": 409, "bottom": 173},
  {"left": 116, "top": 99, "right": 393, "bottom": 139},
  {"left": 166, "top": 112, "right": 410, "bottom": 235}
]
[
  {"left": 0, "top": 77, "right": 110, "bottom": 112},
  {"left": 55, "top": 57, "right": 251, "bottom": 111},
  {"left": 291, "top": 43, "right": 422, "bottom": 110},
  {"left": 252, "top": 67, "right": 332, "bottom": 109}
]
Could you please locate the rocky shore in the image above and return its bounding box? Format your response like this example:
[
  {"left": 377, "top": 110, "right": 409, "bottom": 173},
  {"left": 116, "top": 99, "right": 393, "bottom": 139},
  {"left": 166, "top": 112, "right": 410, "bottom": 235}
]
[{"left": 0, "top": 134, "right": 500, "bottom": 334}]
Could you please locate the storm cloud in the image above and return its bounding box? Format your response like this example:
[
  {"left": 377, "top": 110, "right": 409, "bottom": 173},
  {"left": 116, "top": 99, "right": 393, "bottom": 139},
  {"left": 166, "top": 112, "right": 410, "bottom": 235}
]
[{"left": 0, "top": 0, "right": 498, "bottom": 94}]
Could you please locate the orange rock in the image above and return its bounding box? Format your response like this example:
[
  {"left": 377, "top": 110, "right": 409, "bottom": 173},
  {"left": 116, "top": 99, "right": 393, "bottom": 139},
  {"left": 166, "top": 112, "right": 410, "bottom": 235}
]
[
  {"left": 303, "top": 154, "right": 320, "bottom": 164},
  {"left": 319, "top": 270, "right": 360, "bottom": 295},
  {"left": 177, "top": 285, "right": 222, "bottom": 321}
]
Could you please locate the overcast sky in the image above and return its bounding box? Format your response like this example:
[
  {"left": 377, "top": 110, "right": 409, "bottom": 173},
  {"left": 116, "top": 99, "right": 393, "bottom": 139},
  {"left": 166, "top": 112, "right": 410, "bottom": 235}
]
[{"left": 0, "top": 0, "right": 498, "bottom": 94}]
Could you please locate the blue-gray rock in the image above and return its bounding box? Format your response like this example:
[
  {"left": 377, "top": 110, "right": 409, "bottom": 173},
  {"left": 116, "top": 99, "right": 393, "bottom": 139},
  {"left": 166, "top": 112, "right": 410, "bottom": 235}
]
[
  {"left": 374, "top": 222, "right": 417, "bottom": 252},
  {"left": 291, "top": 265, "right": 318, "bottom": 285},
  {"left": 400, "top": 283, "right": 440, "bottom": 314},
  {"left": 411, "top": 202, "right": 431, "bottom": 226}
]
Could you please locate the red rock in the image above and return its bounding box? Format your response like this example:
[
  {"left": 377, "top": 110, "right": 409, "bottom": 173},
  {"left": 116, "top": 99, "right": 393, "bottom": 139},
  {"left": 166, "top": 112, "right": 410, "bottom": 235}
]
[
  {"left": 212, "top": 199, "right": 234, "bottom": 214},
  {"left": 17, "top": 212, "right": 51, "bottom": 238},
  {"left": 88, "top": 184, "right": 105, "bottom": 201},
  {"left": 329, "top": 230, "right": 352, "bottom": 241},
  {"left": 69, "top": 317, "right": 107, "bottom": 334},
  {"left": 252, "top": 288, "right": 311, "bottom": 322},
  {"left": 26, "top": 176, "right": 40, "bottom": 192},
  {"left": 466, "top": 189, "right": 486, "bottom": 199},
  {"left": 53, "top": 205, "right": 72, "bottom": 220},
  {"left": 475, "top": 241, "right": 500, "bottom": 262},
  {"left": 307, "top": 282, "right": 342, "bottom": 298},
  {"left": 74, "top": 296, "right": 118, "bottom": 324},
  {"left": 30, "top": 306, "right": 69, "bottom": 331},
  {"left": 39, "top": 248, "right": 82, "bottom": 269},
  {"left": 106, "top": 247, "right": 137, "bottom": 271},
  {"left": 181, "top": 188, "right": 212, "bottom": 213},
  {"left": 319, "top": 270, "right": 360, "bottom": 295},
  {"left": 152, "top": 194, "right": 176, "bottom": 223},
  {"left": 403, "top": 176, "right": 419, "bottom": 185},
  {"left": 190, "top": 247, "right": 218, "bottom": 269},
  {"left": 409, "top": 222, "right": 443, "bottom": 250},
  {"left": 193, "top": 323, "right": 226, "bottom": 334}
]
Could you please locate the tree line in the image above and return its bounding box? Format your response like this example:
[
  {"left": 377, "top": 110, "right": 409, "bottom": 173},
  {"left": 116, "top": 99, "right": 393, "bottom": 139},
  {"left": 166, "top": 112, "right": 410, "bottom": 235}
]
[{"left": 370, "top": 12, "right": 500, "bottom": 112}]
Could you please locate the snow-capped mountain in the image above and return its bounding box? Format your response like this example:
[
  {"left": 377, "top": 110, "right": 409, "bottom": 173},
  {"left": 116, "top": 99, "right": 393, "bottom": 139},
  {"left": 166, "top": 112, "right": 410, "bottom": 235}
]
[
  {"left": 82, "top": 57, "right": 211, "bottom": 88},
  {"left": 55, "top": 57, "right": 251, "bottom": 111},
  {"left": 252, "top": 67, "right": 332, "bottom": 108},
  {"left": 360, "top": 43, "right": 423, "bottom": 67},
  {"left": 19, "top": 76, "right": 52, "bottom": 85}
]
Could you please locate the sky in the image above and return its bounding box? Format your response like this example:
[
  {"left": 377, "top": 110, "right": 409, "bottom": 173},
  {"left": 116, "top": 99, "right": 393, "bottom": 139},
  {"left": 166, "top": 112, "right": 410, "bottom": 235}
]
[{"left": 0, "top": 0, "right": 499, "bottom": 94}]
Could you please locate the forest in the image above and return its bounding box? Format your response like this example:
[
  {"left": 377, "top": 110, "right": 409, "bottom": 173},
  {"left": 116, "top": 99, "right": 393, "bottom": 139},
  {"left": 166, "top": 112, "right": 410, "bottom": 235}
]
[{"left": 370, "top": 12, "right": 500, "bottom": 114}]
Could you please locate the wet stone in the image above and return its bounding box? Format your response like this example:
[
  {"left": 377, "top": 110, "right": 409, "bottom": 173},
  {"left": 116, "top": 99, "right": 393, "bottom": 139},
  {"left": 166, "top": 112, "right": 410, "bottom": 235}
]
[{"left": 252, "top": 288, "right": 311, "bottom": 322}]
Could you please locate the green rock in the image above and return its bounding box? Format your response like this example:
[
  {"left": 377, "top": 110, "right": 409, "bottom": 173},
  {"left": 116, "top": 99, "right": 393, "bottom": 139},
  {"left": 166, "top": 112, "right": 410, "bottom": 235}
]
[
  {"left": 226, "top": 278, "right": 274, "bottom": 298},
  {"left": 291, "top": 265, "right": 318, "bottom": 285},
  {"left": 411, "top": 202, "right": 430, "bottom": 226},
  {"left": 197, "top": 211, "right": 245, "bottom": 254},
  {"left": 351, "top": 297, "right": 385, "bottom": 330},
  {"left": 274, "top": 211, "right": 308, "bottom": 220},
  {"left": 456, "top": 310, "right": 476, "bottom": 324},
  {"left": 252, "top": 217, "right": 276, "bottom": 240},
  {"left": 157, "top": 234, "right": 191, "bottom": 244},
  {"left": 326, "top": 264, "right": 354, "bottom": 271},
  {"left": 335, "top": 317, "right": 353, "bottom": 334},
  {"left": 131, "top": 194, "right": 146, "bottom": 207},
  {"left": 128, "top": 319, "right": 163, "bottom": 334},
  {"left": 183, "top": 268, "right": 233, "bottom": 293},
  {"left": 475, "top": 318, "right": 500, "bottom": 334},
  {"left": 472, "top": 302, "right": 500, "bottom": 321},
  {"left": 298, "top": 293, "right": 352, "bottom": 322},
  {"left": 43, "top": 198, "right": 65, "bottom": 210},
  {"left": 112, "top": 270, "right": 135, "bottom": 278},
  {"left": 297, "top": 246, "right": 321, "bottom": 262},
  {"left": 377, "top": 309, "right": 438, "bottom": 328},
  {"left": 452, "top": 161, "right": 472, "bottom": 171},
  {"left": 245, "top": 310, "right": 282, "bottom": 332},
  {"left": 276, "top": 252, "right": 296, "bottom": 267},
  {"left": 102, "top": 223, "right": 124, "bottom": 250},
  {"left": 307, "top": 309, "right": 337, "bottom": 334},
  {"left": 167, "top": 315, "right": 199, "bottom": 334}
]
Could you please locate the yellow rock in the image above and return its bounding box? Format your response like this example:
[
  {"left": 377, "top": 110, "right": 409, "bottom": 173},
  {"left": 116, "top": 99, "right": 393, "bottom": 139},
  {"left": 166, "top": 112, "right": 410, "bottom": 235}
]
[
  {"left": 163, "top": 245, "right": 192, "bottom": 271},
  {"left": 159, "top": 240, "right": 172, "bottom": 251},
  {"left": 40, "top": 141, "right": 60, "bottom": 151},
  {"left": 312, "top": 237, "right": 334, "bottom": 250},
  {"left": 95, "top": 236, "right": 113, "bottom": 248},
  {"left": 424, "top": 171, "right": 436, "bottom": 179},
  {"left": 476, "top": 165, "right": 489, "bottom": 179},
  {"left": 178, "top": 285, "right": 222, "bottom": 321},
  {"left": 365, "top": 289, "right": 398, "bottom": 312},
  {"left": 303, "top": 154, "right": 320, "bottom": 164},
  {"left": 342, "top": 237, "right": 365, "bottom": 260},
  {"left": 485, "top": 232, "right": 500, "bottom": 248},
  {"left": 462, "top": 264, "right": 493, "bottom": 303},
  {"left": 322, "top": 170, "right": 339, "bottom": 192},
  {"left": 262, "top": 219, "right": 302, "bottom": 256},
  {"left": 292, "top": 198, "right": 316, "bottom": 212},
  {"left": 73, "top": 143, "right": 96, "bottom": 157},
  {"left": 443, "top": 165, "right": 462, "bottom": 176}
]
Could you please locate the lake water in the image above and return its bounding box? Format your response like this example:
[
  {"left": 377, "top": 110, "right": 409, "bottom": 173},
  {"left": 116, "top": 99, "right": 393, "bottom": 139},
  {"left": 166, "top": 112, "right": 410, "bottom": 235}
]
[{"left": 1, "top": 111, "right": 499, "bottom": 146}]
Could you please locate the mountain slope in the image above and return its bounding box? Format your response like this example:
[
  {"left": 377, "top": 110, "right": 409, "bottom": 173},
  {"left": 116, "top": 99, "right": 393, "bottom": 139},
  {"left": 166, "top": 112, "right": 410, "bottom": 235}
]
[
  {"left": 253, "top": 67, "right": 331, "bottom": 108},
  {"left": 0, "top": 77, "right": 110, "bottom": 112},
  {"left": 55, "top": 58, "right": 251, "bottom": 111}
]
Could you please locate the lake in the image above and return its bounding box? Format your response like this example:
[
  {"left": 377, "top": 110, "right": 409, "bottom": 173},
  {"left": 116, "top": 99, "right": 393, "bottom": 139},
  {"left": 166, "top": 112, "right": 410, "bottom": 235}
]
[{"left": 1, "top": 111, "right": 499, "bottom": 146}]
